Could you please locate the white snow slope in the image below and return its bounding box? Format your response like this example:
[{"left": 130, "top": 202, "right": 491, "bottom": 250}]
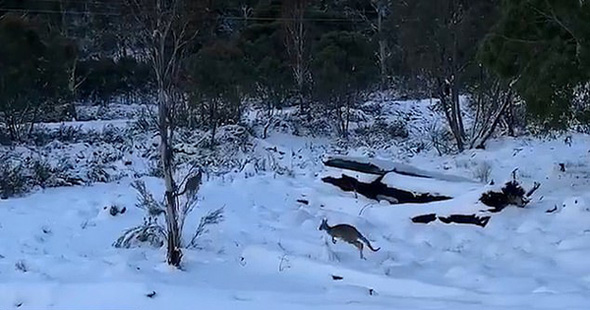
[{"left": 3, "top": 108, "right": 590, "bottom": 309}]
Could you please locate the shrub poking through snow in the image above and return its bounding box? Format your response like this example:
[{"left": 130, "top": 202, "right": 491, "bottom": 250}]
[
  {"left": 116, "top": 177, "right": 223, "bottom": 252},
  {"left": 427, "top": 122, "right": 455, "bottom": 155},
  {"left": 130, "top": 180, "right": 166, "bottom": 217},
  {"left": 187, "top": 207, "right": 225, "bottom": 249},
  {"left": 473, "top": 161, "right": 492, "bottom": 183},
  {"left": 114, "top": 216, "right": 166, "bottom": 248},
  {"left": 14, "top": 260, "right": 28, "bottom": 272},
  {"left": 114, "top": 180, "right": 167, "bottom": 248},
  {"left": 0, "top": 154, "right": 29, "bottom": 199}
]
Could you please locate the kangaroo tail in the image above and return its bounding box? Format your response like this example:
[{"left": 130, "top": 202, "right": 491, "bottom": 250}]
[{"left": 359, "top": 234, "right": 380, "bottom": 252}]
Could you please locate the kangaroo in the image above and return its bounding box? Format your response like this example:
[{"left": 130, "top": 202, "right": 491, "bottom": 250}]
[
  {"left": 176, "top": 170, "right": 202, "bottom": 197},
  {"left": 318, "top": 218, "right": 380, "bottom": 259}
]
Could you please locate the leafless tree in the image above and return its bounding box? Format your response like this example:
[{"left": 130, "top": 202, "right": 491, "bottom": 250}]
[
  {"left": 124, "top": 0, "right": 204, "bottom": 267},
  {"left": 282, "top": 0, "right": 311, "bottom": 114},
  {"left": 467, "top": 70, "right": 516, "bottom": 149},
  {"left": 396, "top": 0, "right": 499, "bottom": 151}
]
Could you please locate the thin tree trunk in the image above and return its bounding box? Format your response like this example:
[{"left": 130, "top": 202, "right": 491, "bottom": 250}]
[
  {"left": 377, "top": 6, "right": 387, "bottom": 90},
  {"left": 283, "top": 0, "right": 308, "bottom": 115},
  {"left": 472, "top": 89, "right": 514, "bottom": 149},
  {"left": 437, "top": 80, "right": 464, "bottom": 152},
  {"left": 158, "top": 88, "right": 182, "bottom": 267}
]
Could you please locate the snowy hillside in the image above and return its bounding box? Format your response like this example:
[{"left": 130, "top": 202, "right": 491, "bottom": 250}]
[{"left": 2, "top": 99, "right": 590, "bottom": 309}]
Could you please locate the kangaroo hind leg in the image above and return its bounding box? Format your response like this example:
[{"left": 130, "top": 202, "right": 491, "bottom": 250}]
[{"left": 352, "top": 241, "right": 365, "bottom": 260}]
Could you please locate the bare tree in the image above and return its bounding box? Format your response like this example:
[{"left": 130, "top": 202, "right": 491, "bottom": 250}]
[
  {"left": 282, "top": 0, "right": 310, "bottom": 114},
  {"left": 125, "top": 0, "right": 203, "bottom": 267},
  {"left": 467, "top": 70, "right": 516, "bottom": 149},
  {"left": 396, "top": 0, "right": 499, "bottom": 151}
]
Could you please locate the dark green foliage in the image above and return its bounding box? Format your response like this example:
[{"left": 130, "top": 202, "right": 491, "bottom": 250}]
[
  {"left": 240, "top": 7, "right": 294, "bottom": 111},
  {"left": 312, "top": 31, "right": 378, "bottom": 101},
  {"left": 76, "top": 57, "right": 154, "bottom": 104},
  {"left": 395, "top": 0, "right": 499, "bottom": 89},
  {"left": 0, "top": 160, "right": 28, "bottom": 199},
  {"left": 311, "top": 30, "right": 378, "bottom": 136},
  {"left": 0, "top": 15, "right": 75, "bottom": 140},
  {"left": 393, "top": 0, "right": 499, "bottom": 150},
  {"left": 479, "top": 0, "right": 590, "bottom": 129},
  {"left": 187, "top": 40, "right": 251, "bottom": 143}
]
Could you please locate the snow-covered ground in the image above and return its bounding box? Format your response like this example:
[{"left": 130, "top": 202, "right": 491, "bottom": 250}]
[{"left": 2, "top": 99, "right": 590, "bottom": 309}]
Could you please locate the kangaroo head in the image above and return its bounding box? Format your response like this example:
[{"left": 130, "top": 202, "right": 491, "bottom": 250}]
[{"left": 318, "top": 218, "right": 329, "bottom": 231}]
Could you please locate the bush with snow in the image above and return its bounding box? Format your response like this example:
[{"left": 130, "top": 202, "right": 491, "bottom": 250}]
[
  {"left": 0, "top": 155, "right": 29, "bottom": 199},
  {"left": 472, "top": 161, "right": 493, "bottom": 183},
  {"left": 350, "top": 118, "right": 409, "bottom": 149}
]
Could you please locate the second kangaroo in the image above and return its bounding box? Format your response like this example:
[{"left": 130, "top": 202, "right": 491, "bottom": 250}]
[{"left": 319, "top": 218, "right": 380, "bottom": 259}]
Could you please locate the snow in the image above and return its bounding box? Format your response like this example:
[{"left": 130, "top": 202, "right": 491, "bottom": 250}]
[
  {"left": 4, "top": 101, "right": 590, "bottom": 309},
  {"left": 37, "top": 119, "right": 131, "bottom": 131},
  {"left": 381, "top": 171, "right": 482, "bottom": 198}
]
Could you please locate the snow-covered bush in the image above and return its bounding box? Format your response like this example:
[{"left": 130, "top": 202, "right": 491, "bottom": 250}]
[
  {"left": 351, "top": 118, "right": 409, "bottom": 148},
  {"left": 27, "top": 124, "right": 130, "bottom": 147},
  {"left": 0, "top": 156, "right": 29, "bottom": 199},
  {"left": 427, "top": 122, "right": 455, "bottom": 155},
  {"left": 114, "top": 180, "right": 167, "bottom": 249},
  {"left": 28, "top": 124, "right": 84, "bottom": 146},
  {"left": 76, "top": 102, "right": 145, "bottom": 121},
  {"left": 187, "top": 207, "right": 225, "bottom": 249},
  {"left": 284, "top": 108, "right": 337, "bottom": 138},
  {"left": 114, "top": 216, "right": 166, "bottom": 248},
  {"left": 473, "top": 161, "right": 493, "bottom": 183},
  {"left": 129, "top": 108, "right": 159, "bottom": 135},
  {"left": 115, "top": 179, "right": 224, "bottom": 250},
  {"left": 29, "top": 158, "right": 53, "bottom": 188}
]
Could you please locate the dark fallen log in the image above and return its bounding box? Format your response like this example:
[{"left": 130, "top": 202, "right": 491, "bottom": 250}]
[
  {"left": 411, "top": 177, "right": 540, "bottom": 228},
  {"left": 411, "top": 213, "right": 491, "bottom": 227},
  {"left": 322, "top": 174, "right": 452, "bottom": 204},
  {"left": 411, "top": 213, "right": 437, "bottom": 224},
  {"left": 438, "top": 214, "right": 490, "bottom": 227}
]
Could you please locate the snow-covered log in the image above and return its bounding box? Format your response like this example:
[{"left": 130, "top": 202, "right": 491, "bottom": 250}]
[
  {"left": 321, "top": 155, "right": 478, "bottom": 204},
  {"left": 322, "top": 156, "right": 541, "bottom": 228},
  {"left": 322, "top": 174, "right": 452, "bottom": 204},
  {"left": 323, "top": 155, "right": 474, "bottom": 183}
]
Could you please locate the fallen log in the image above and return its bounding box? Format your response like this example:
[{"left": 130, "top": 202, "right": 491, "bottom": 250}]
[
  {"left": 322, "top": 174, "right": 452, "bottom": 204},
  {"left": 322, "top": 156, "right": 539, "bottom": 228},
  {"left": 323, "top": 158, "right": 388, "bottom": 176},
  {"left": 438, "top": 214, "right": 491, "bottom": 227},
  {"left": 411, "top": 177, "right": 540, "bottom": 227},
  {"left": 323, "top": 158, "right": 435, "bottom": 179},
  {"left": 323, "top": 156, "right": 475, "bottom": 183},
  {"left": 411, "top": 213, "right": 491, "bottom": 227}
]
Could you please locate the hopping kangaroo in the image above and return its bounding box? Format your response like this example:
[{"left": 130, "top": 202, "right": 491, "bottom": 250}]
[{"left": 319, "top": 219, "right": 380, "bottom": 259}]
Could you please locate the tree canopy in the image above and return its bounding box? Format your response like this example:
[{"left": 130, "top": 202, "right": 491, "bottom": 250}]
[{"left": 480, "top": 0, "right": 590, "bottom": 128}]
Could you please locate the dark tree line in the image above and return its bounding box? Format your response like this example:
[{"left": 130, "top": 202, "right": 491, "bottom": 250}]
[{"left": 1, "top": 0, "right": 589, "bottom": 143}]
